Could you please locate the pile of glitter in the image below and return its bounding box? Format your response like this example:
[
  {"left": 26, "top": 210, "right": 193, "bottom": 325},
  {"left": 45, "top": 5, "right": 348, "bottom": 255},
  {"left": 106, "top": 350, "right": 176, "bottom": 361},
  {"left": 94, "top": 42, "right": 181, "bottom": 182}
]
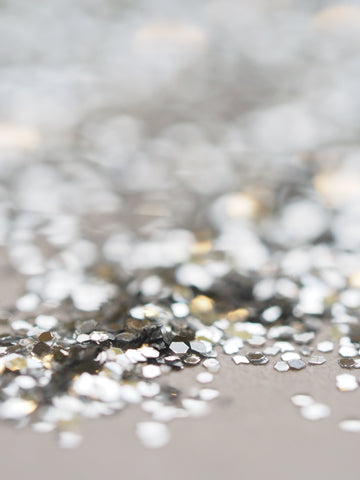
[
  {"left": 2, "top": 154, "right": 360, "bottom": 447},
  {"left": 2, "top": 0, "right": 360, "bottom": 449}
]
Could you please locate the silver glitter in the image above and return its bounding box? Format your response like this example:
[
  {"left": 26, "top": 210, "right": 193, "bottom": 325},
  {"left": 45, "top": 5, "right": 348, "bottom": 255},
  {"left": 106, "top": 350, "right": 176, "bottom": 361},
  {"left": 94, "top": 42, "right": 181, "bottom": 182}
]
[
  {"left": 77, "top": 334, "right": 90, "bottom": 343},
  {"left": 184, "top": 354, "right": 201, "bottom": 366},
  {"left": 196, "top": 372, "right": 214, "bottom": 384},
  {"left": 142, "top": 365, "right": 161, "bottom": 379},
  {"left": 16, "top": 293, "right": 40, "bottom": 312},
  {"left": 171, "top": 302, "right": 190, "bottom": 318},
  {"left": 14, "top": 376, "right": 37, "bottom": 389},
  {"left": 190, "top": 340, "right": 213, "bottom": 355},
  {"left": 246, "top": 352, "right": 268, "bottom": 365},
  {"left": 247, "top": 336, "right": 266, "bottom": 347},
  {"left": 291, "top": 394, "right": 314, "bottom": 407},
  {"left": 35, "top": 315, "right": 58, "bottom": 330},
  {"left": 293, "top": 332, "right": 315, "bottom": 345},
  {"left": 182, "top": 399, "right": 210, "bottom": 417},
  {"left": 288, "top": 359, "right": 306, "bottom": 370},
  {"left": 317, "top": 341, "right": 334, "bottom": 353},
  {"left": 274, "top": 341, "right": 295, "bottom": 353},
  {"left": 232, "top": 355, "right": 250, "bottom": 365},
  {"left": 308, "top": 356, "right": 327, "bottom": 365},
  {"left": 136, "top": 422, "right": 170, "bottom": 449},
  {"left": 0, "top": 398, "right": 37, "bottom": 419},
  {"left": 353, "top": 359, "right": 360, "bottom": 369},
  {"left": 72, "top": 373, "right": 122, "bottom": 402},
  {"left": 281, "top": 352, "right": 301, "bottom": 362},
  {"left": 58, "top": 431, "right": 83, "bottom": 449},
  {"left": 199, "top": 388, "right": 219, "bottom": 401},
  {"left": 137, "top": 382, "right": 161, "bottom": 398},
  {"left": 268, "top": 326, "right": 294, "bottom": 340},
  {"left": 338, "top": 358, "right": 355, "bottom": 369},
  {"left": 223, "top": 337, "right": 244, "bottom": 355},
  {"left": 138, "top": 346, "right": 160, "bottom": 359},
  {"left": 300, "top": 346, "right": 314, "bottom": 357},
  {"left": 336, "top": 374, "right": 358, "bottom": 392},
  {"left": 1, "top": 17, "right": 360, "bottom": 446},
  {"left": 170, "top": 342, "right": 189, "bottom": 355},
  {"left": 140, "top": 276, "right": 162, "bottom": 297},
  {"left": 339, "top": 346, "right": 358, "bottom": 358},
  {"left": 301, "top": 403, "right": 330, "bottom": 421},
  {"left": 32, "top": 422, "right": 55, "bottom": 434},
  {"left": 274, "top": 361, "right": 289, "bottom": 372},
  {"left": 261, "top": 305, "right": 282, "bottom": 323},
  {"left": 126, "top": 349, "right": 147, "bottom": 363},
  {"left": 339, "top": 419, "right": 360, "bottom": 433},
  {"left": 203, "top": 358, "right": 220, "bottom": 373},
  {"left": 263, "top": 345, "right": 280, "bottom": 356},
  {"left": 175, "top": 263, "right": 213, "bottom": 290}
]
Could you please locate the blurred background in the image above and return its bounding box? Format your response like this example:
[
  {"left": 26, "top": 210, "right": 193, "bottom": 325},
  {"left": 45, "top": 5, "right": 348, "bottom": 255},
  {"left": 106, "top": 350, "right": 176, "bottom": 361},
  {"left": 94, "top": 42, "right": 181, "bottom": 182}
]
[
  {"left": 1, "top": 0, "right": 360, "bottom": 270},
  {"left": 2, "top": 0, "right": 360, "bottom": 177}
]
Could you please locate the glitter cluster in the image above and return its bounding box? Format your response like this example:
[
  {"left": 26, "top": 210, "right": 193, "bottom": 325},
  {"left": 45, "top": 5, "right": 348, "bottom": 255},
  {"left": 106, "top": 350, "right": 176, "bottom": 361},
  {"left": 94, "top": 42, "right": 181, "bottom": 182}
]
[{"left": 1, "top": 0, "right": 360, "bottom": 450}]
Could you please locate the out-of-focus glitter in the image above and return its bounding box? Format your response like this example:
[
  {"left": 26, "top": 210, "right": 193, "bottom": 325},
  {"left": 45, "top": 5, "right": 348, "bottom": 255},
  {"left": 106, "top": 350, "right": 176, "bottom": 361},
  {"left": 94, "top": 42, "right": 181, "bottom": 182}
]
[
  {"left": 0, "top": 0, "right": 360, "bottom": 450},
  {"left": 300, "top": 403, "right": 331, "bottom": 421},
  {"left": 339, "top": 420, "right": 360, "bottom": 433},
  {"left": 336, "top": 374, "right": 358, "bottom": 392}
]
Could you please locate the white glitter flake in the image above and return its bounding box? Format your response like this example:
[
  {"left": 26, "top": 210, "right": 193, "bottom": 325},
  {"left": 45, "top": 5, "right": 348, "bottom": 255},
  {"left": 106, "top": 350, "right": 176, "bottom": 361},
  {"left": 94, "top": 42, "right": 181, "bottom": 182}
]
[
  {"left": 336, "top": 374, "right": 358, "bottom": 392},
  {"left": 301, "top": 403, "right": 330, "bottom": 421},
  {"left": 136, "top": 422, "right": 170, "bottom": 449}
]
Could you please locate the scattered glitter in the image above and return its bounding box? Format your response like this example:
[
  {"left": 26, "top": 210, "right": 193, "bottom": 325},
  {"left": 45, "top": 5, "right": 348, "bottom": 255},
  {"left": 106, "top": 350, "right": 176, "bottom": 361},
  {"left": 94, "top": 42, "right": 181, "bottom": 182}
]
[
  {"left": 232, "top": 355, "right": 250, "bottom": 365},
  {"left": 288, "top": 359, "right": 306, "bottom": 370},
  {"left": 223, "top": 337, "right": 243, "bottom": 355},
  {"left": 317, "top": 341, "right": 334, "bottom": 353},
  {"left": 136, "top": 422, "right": 170, "bottom": 449},
  {"left": 261, "top": 305, "right": 282, "bottom": 323},
  {"left": 137, "top": 382, "right": 161, "bottom": 398},
  {"left": 339, "top": 420, "right": 360, "bottom": 433},
  {"left": 338, "top": 358, "right": 355, "bottom": 369},
  {"left": 171, "top": 303, "right": 190, "bottom": 318},
  {"left": 199, "top": 389, "right": 219, "bottom": 401},
  {"left": 274, "top": 342, "right": 295, "bottom": 353},
  {"left": 170, "top": 342, "right": 189, "bottom": 355},
  {"left": 336, "top": 374, "right": 358, "bottom": 392},
  {"left": 196, "top": 372, "right": 214, "bottom": 384},
  {"left": 58, "top": 431, "right": 83, "bottom": 449},
  {"left": 301, "top": 403, "right": 330, "bottom": 421},
  {"left": 293, "top": 332, "right": 315, "bottom": 345},
  {"left": 182, "top": 399, "right": 210, "bottom": 417},
  {"left": 203, "top": 358, "right": 220, "bottom": 373},
  {"left": 339, "top": 346, "right": 358, "bottom": 358},
  {"left": 247, "top": 352, "right": 269, "bottom": 365},
  {"left": 308, "top": 356, "right": 327, "bottom": 366},
  {"left": 184, "top": 354, "right": 201, "bottom": 366},
  {"left": 32, "top": 422, "right": 56, "bottom": 434},
  {"left": 247, "top": 336, "right": 266, "bottom": 347},
  {"left": 281, "top": 352, "right": 301, "bottom": 362},
  {"left": 35, "top": 315, "right": 58, "bottom": 330},
  {"left": 16, "top": 293, "right": 40, "bottom": 312},
  {"left": 291, "top": 394, "right": 314, "bottom": 407},
  {"left": 190, "top": 340, "right": 213, "bottom": 355},
  {"left": 300, "top": 346, "right": 314, "bottom": 357},
  {"left": 0, "top": 9, "right": 359, "bottom": 448},
  {"left": 263, "top": 345, "right": 280, "bottom": 356},
  {"left": 72, "top": 374, "right": 122, "bottom": 402},
  {"left": 274, "top": 361, "right": 289, "bottom": 372},
  {"left": 0, "top": 398, "right": 37, "bottom": 419},
  {"left": 142, "top": 365, "right": 161, "bottom": 379},
  {"left": 139, "top": 346, "right": 160, "bottom": 359}
]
